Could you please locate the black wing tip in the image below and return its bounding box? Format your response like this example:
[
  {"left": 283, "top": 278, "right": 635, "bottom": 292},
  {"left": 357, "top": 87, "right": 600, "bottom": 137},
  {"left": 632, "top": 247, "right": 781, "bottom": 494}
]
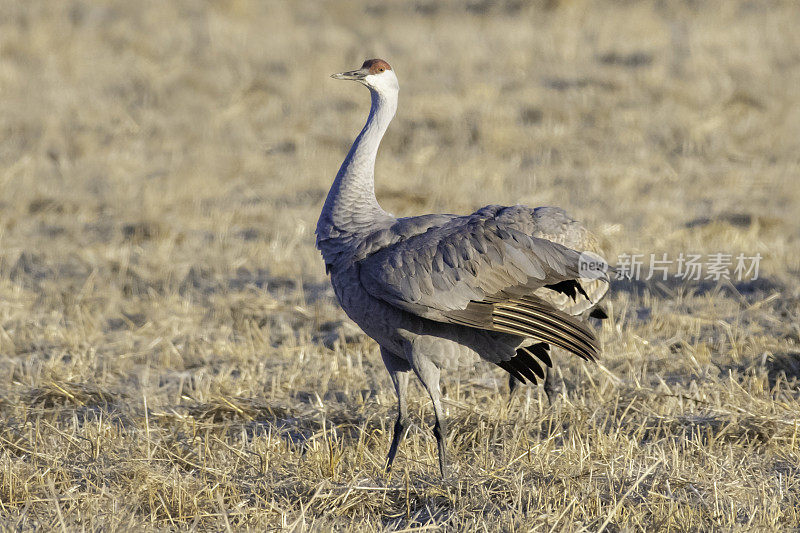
[
  {"left": 498, "top": 343, "right": 555, "bottom": 385},
  {"left": 544, "top": 279, "right": 590, "bottom": 302},
  {"left": 518, "top": 347, "right": 545, "bottom": 379},
  {"left": 589, "top": 306, "right": 608, "bottom": 320},
  {"left": 497, "top": 360, "right": 526, "bottom": 384},
  {"left": 528, "top": 342, "right": 552, "bottom": 367}
]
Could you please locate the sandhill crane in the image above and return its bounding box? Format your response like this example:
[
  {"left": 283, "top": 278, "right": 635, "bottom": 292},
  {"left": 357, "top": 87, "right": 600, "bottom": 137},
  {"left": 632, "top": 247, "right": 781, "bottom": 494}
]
[{"left": 316, "top": 59, "right": 610, "bottom": 476}]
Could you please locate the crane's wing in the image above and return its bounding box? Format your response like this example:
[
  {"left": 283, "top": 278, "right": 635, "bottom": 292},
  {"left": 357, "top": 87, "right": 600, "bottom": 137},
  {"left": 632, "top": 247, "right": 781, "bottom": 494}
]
[
  {"left": 358, "top": 205, "right": 607, "bottom": 360},
  {"left": 522, "top": 206, "right": 609, "bottom": 316}
]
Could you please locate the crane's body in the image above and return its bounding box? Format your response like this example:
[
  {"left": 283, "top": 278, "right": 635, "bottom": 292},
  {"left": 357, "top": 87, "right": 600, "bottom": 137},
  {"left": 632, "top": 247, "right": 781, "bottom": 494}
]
[{"left": 317, "top": 59, "right": 609, "bottom": 475}]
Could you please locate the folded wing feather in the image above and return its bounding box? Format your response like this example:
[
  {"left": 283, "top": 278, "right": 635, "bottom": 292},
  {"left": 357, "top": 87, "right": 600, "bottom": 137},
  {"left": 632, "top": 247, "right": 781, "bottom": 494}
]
[{"left": 357, "top": 205, "right": 607, "bottom": 361}]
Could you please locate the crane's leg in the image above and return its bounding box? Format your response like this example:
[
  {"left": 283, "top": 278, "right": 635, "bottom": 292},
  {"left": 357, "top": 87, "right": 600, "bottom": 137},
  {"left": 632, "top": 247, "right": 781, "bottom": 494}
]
[
  {"left": 430, "top": 383, "right": 447, "bottom": 477},
  {"left": 543, "top": 366, "right": 558, "bottom": 405},
  {"left": 507, "top": 374, "right": 521, "bottom": 411},
  {"left": 380, "top": 347, "right": 411, "bottom": 473},
  {"left": 406, "top": 348, "right": 447, "bottom": 477}
]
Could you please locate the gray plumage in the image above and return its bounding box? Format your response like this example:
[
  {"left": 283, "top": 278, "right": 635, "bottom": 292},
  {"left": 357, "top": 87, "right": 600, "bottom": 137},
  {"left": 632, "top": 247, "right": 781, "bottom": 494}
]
[{"left": 317, "top": 60, "right": 610, "bottom": 476}]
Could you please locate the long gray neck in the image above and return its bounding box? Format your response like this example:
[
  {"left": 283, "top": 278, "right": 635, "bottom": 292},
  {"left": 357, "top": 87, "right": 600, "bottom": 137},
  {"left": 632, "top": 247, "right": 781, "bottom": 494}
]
[{"left": 318, "top": 89, "right": 397, "bottom": 241}]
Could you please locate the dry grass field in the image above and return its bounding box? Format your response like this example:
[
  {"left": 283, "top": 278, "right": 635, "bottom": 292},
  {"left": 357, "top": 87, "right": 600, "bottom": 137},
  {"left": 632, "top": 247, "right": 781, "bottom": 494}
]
[{"left": 1, "top": 0, "right": 799, "bottom": 530}]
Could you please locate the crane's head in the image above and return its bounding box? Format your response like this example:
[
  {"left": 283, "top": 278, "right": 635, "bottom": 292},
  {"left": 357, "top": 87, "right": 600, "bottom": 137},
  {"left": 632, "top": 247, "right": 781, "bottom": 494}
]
[{"left": 331, "top": 59, "right": 398, "bottom": 94}]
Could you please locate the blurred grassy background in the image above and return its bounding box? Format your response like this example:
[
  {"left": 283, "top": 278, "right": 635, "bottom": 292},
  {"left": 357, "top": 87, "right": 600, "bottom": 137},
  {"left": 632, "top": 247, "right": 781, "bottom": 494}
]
[{"left": 0, "top": 0, "right": 799, "bottom": 530}]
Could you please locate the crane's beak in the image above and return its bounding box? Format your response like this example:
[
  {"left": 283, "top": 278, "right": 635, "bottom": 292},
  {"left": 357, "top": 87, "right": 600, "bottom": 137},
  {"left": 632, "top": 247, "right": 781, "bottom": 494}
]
[{"left": 331, "top": 68, "right": 369, "bottom": 81}]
